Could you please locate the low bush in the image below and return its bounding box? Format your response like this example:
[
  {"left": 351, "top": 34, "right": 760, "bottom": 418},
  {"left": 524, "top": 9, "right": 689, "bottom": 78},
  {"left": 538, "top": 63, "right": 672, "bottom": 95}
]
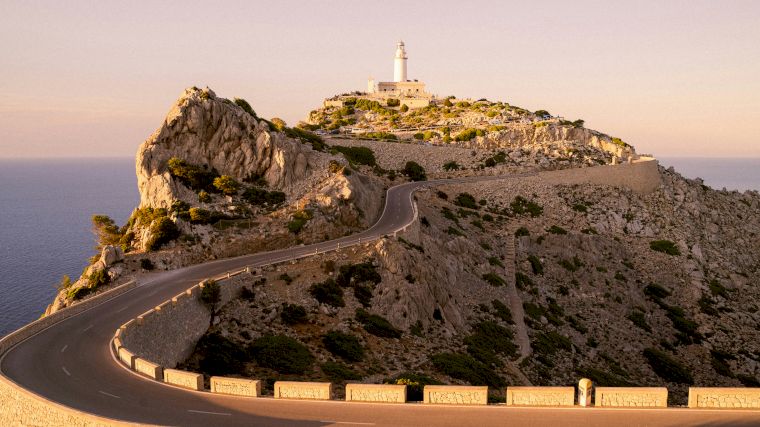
[
  {"left": 140, "top": 258, "right": 154, "bottom": 270},
  {"left": 250, "top": 335, "right": 314, "bottom": 374},
  {"left": 626, "top": 311, "right": 651, "bottom": 332},
  {"left": 515, "top": 272, "right": 534, "bottom": 290},
  {"left": 287, "top": 209, "right": 313, "bottom": 234},
  {"left": 708, "top": 279, "right": 729, "bottom": 299},
  {"left": 527, "top": 255, "right": 544, "bottom": 275},
  {"left": 355, "top": 308, "right": 402, "bottom": 338},
  {"left": 322, "top": 331, "right": 364, "bottom": 362},
  {"left": 281, "top": 303, "right": 308, "bottom": 325},
  {"left": 643, "top": 348, "right": 693, "bottom": 384},
  {"left": 321, "top": 361, "right": 362, "bottom": 382},
  {"left": 196, "top": 332, "right": 249, "bottom": 376},
  {"left": 332, "top": 146, "right": 377, "bottom": 166},
  {"left": 242, "top": 187, "right": 287, "bottom": 206},
  {"left": 430, "top": 352, "right": 505, "bottom": 387},
  {"left": 482, "top": 272, "right": 506, "bottom": 287},
  {"left": 650, "top": 240, "right": 680, "bottom": 256},
  {"left": 546, "top": 225, "right": 568, "bottom": 235},
  {"left": 385, "top": 372, "right": 442, "bottom": 401},
  {"left": 404, "top": 161, "right": 426, "bottom": 181},
  {"left": 233, "top": 97, "right": 258, "bottom": 118},
  {"left": 213, "top": 175, "right": 240, "bottom": 195},
  {"left": 442, "top": 161, "right": 460, "bottom": 171},
  {"left": 488, "top": 256, "right": 504, "bottom": 268},
  {"left": 644, "top": 283, "right": 671, "bottom": 300},
  {"left": 511, "top": 196, "right": 543, "bottom": 217},
  {"left": 336, "top": 261, "right": 382, "bottom": 287},
  {"left": 200, "top": 280, "right": 221, "bottom": 310},
  {"left": 464, "top": 321, "right": 517, "bottom": 364},
  {"left": 146, "top": 216, "right": 180, "bottom": 251},
  {"left": 309, "top": 278, "right": 344, "bottom": 307},
  {"left": 491, "top": 300, "right": 513, "bottom": 323},
  {"left": 454, "top": 193, "right": 478, "bottom": 209},
  {"left": 532, "top": 331, "right": 573, "bottom": 355},
  {"left": 515, "top": 227, "right": 530, "bottom": 237},
  {"left": 386, "top": 98, "right": 400, "bottom": 107},
  {"left": 167, "top": 157, "right": 218, "bottom": 192}
]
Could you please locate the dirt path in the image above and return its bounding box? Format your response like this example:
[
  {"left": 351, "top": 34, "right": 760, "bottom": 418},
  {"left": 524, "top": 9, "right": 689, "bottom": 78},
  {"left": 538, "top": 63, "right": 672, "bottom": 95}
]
[{"left": 503, "top": 228, "right": 532, "bottom": 385}]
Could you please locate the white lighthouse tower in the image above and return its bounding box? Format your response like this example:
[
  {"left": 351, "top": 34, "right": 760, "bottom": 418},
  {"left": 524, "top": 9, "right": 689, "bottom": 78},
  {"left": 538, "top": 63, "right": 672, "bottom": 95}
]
[{"left": 393, "top": 41, "right": 408, "bottom": 82}]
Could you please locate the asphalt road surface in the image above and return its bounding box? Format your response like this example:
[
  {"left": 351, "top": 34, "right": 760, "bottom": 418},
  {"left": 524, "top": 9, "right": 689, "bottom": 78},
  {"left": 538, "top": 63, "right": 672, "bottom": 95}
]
[{"left": 3, "top": 173, "right": 760, "bottom": 426}]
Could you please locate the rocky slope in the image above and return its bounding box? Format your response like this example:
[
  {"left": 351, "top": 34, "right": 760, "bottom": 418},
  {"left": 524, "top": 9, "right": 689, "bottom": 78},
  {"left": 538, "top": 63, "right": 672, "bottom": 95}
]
[
  {"left": 46, "top": 87, "right": 385, "bottom": 314},
  {"left": 183, "top": 163, "right": 760, "bottom": 404}
]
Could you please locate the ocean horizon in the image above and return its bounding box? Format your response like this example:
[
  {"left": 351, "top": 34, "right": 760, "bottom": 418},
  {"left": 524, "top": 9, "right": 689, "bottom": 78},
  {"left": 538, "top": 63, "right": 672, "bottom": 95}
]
[{"left": 0, "top": 155, "right": 757, "bottom": 337}]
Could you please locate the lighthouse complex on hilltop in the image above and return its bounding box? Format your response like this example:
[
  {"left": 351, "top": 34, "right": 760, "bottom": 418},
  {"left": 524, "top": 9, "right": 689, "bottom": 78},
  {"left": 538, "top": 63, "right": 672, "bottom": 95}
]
[{"left": 324, "top": 41, "right": 433, "bottom": 109}]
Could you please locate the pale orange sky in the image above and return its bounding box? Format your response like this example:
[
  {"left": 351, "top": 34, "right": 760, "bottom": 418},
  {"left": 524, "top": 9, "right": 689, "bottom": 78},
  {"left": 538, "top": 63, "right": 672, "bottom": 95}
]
[{"left": 1, "top": 0, "right": 758, "bottom": 158}]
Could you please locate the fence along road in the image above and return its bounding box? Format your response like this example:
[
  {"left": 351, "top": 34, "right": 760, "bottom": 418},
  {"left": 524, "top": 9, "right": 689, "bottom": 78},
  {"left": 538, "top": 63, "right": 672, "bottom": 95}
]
[{"left": 3, "top": 170, "right": 760, "bottom": 426}]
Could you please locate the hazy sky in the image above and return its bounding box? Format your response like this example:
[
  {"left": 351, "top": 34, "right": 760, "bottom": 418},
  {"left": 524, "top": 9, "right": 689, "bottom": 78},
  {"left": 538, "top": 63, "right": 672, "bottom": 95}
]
[{"left": 1, "top": 0, "right": 759, "bottom": 158}]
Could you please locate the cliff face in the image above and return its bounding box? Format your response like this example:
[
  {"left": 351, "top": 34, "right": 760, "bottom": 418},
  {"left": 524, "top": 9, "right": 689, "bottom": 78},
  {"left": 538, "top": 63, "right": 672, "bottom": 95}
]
[{"left": 136, "top": 87, "right": 320, "bottom": 209}]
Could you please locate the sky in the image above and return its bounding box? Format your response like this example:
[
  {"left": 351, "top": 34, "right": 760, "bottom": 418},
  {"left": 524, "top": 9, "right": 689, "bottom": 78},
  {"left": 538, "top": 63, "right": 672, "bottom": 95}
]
[{"left": 1, "top": 0, "right": 759, "bottom": 158}]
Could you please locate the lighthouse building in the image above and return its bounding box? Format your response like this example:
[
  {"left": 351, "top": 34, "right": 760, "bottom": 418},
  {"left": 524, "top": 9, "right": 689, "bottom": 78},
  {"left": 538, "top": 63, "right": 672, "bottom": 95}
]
[{"left": 369, "top": 41, "right": 430, "bottom": 100}]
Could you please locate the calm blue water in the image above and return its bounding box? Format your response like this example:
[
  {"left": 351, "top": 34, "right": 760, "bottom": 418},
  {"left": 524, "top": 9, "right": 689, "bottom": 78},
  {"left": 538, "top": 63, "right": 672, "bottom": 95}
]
[
  {"left": 0, "top": 158, "right": 138, "bottom": 337},
  {"left": 0, "top": 157, "right": 757, "bottom": 338},
  {"left": 659, "top": 157, "right": 760, "bottom": 192}
]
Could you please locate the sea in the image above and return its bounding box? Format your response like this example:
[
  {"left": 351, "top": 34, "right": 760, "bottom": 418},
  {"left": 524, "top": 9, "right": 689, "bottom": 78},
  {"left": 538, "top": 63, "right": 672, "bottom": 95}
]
[{"left": 0, "top": 157, "right": 758, "bottom": 337}]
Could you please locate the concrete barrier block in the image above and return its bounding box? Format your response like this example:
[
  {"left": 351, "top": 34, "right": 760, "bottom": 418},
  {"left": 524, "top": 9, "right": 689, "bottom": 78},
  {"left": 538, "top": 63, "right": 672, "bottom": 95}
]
[
  {"left": 210, "top": 377, "right": 261, "bottom": 397},
  {"left": 688, "top": 387, "right": 760, "bottom": 409},
  {"left": 118, "top": 347, "right": 135, "bottom": 369},
  {"left": 274, "top": 381, "right": 331, "bottom": 400},
  {"left": 345, "top": 383, "right": 406, "bottom": 403},
  {"left": 164, "top": 369, "right": 203, "bottom": 391},
  {"left": 134, "top": 357, "right": 163, "bottom": 381},
  {"left": 595, "top": 387, "right": 668, "bottom": 408},
  {"left": 113, "top": 337, "right": 122, "bottom": 350},
  {"left": 423, "top": 385, "right": 488, "bottom": 405},
  {"left": 506, "top": 386, "right": 575, "bottom": 407}
]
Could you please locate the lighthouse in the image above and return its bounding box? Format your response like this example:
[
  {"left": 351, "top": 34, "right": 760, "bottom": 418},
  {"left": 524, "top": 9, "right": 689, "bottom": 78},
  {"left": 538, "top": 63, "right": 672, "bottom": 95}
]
[{"left": 393, "top": 41, "right": 408, "bottom": 82}]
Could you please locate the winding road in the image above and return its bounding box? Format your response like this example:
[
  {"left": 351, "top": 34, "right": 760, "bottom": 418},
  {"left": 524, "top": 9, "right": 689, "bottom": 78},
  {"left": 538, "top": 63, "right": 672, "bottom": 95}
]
[{"left": 2, "top": 172, "right": 760, "bottom": 426}]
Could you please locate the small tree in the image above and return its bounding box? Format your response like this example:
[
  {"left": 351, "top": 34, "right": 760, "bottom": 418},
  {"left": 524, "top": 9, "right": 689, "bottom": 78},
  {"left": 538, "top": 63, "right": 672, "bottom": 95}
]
[
  {"left": 404, "top": 161, "right": 427, "bottom": 181},
  {"left": 213, "top": 175, "right": 240, "bottom": 196},
  {"left": 270, "top": 117, "right": 287, "bottom": 131},
  {"left": 400, "top": 104, "right": 409, "bottom": 112},
  {"left": 200, "top": 280, "right": 221, "bottom": 326},
  {"left": 91, "top": 215, "right": 121, "bottom": 249}
]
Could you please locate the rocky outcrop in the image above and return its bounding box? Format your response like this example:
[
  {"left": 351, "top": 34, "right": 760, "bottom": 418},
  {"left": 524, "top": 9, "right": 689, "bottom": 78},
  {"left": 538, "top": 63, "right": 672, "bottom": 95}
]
[{"left": 136, "top": 87, "right": 325, "bottom": 209}]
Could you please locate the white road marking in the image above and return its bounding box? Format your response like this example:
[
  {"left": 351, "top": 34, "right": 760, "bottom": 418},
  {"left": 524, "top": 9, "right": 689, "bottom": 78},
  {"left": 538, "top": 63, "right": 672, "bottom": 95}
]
[
  {"left": 60, "top": 345, "right": 68, "bottom": 353},
  {"left": 61, "top": 366, "right": 71, "bottom": 376},
  {"left": 82, "top": 325, "right": 93, "bottom": 332},
  {"left": 115, "top": 306, "right": 128, "bottom": 313},
  {"left": 99, "top": 390, "right": 121, "bottom": 399},
  {"left": 320, "top": 422, "right": 375, "bottom": 426},
  {"left": 187, "top": 409, "right": 231, "bottom": 416}
]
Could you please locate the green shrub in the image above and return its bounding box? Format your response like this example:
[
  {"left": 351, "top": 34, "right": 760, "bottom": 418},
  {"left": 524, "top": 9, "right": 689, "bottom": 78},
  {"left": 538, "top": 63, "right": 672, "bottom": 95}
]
[
  {"left": 650, "top": 240, "right": 680, "bottom": 256},
  {"left": 664, "top": 305, "right": 702, "bottom": 344},
  {"left": 404, "top": 161, "right": 426, "bottom": 181},
  {"left": 200, "top": 280, "right": 221, "bottom": 310},
  {"left": 708, "top": 279, "right": 729, "bottom": 299},
  {"left": 527, "top": 255, "right": 544, "bottom": 275},
  {"left": 188, "top": 207, "right": 212, "bottom": 224},
  {"left": 644, "top": 283, "right": 671, "bottom": 300},
  {"left": 546, "top": 225, "right": 567, "bottom": 235},
  {"left": 196, "top": 332, "right": 248, "bottom": 376},
  {"left": 533, "top": 331, "right": 572, "bottom": 355},
  {"left": 488, "top": 256, "right": 504, "bottom": 268},
  {"left": 454, "top": 128, "right": 479, "bottom": 142},
  {"left": 336, "top": 262, "right": 382, "bottom": 287},
  {"left": 515, "top": 227, "right": 530, "bottom": 237},
  {"left": 447, "top": 226, "right": 464, "bottom": 236},
  {"left": 309, "top": 278, "right": 344, "bottom": 307},
  {"left": 572, "top": 203, "right": 588, "bottom": 213},
  {"left": 491, "top": 300, "right": 513, "bottom": 323},
  {"left": 464, "top": 321, "right": 517, "bottom": 364},
  {"left": 242, "top": 187, "right": 287, "bottom": 206},
  {"left": 287, "top": 209, "right": 313, "bottom": 234},
  {"left": 280, "top": 303, "right": 307, "bottom": 325},
  {"left": 353, "top": 284, "right": 374, "bottom": 307},
  {"left": 198, "top": 190, "right": 211, "bottom": 203},
  {"left": 285, "top": 126, "right": 326, "bottom": 151},
  {"left": 233, "top": 97, "right": 258, "bottom": 118},
  {"left": 167, "top": 157, "right": 218, "bottom": 192},
  {"left": 355, "top": 308, "right": 402, "bottom": 338},
  {"left": 400, "top": 104, "right": 409, "bottom": 112},
  {"left": 627, "top": 311, "right": 651, "bottom": 332},
  {"left": 443, "top": 161, "right": 460, "bottom": 171},
  {"left": 386, "top": 98, "right": 400, "bottom": 107},
  {"left": 332, "top": 146, "right": 377, "bottom": 166},
  {"left": 270, "top": 117, "right": 287, "bottom": 131},
  {"left": 250, "top": 335, "right": 314, "bottom": 374},
  {"left": 213, "top": 175, "right": 240, "bottom": 195},
  {"left": 643, "top": 348, "right": 693, "bottom": 384},
  {"left": 140, "top": 259, "right": 154, "bottom": 270},
  {"left": 146, "top": 216, "right": 180, "bottom": 251},
  {"left": 321, "top": 361, "right": 362, "bottom": 382},
  {"left": 515, "top": 272, "right": 534, "bottom": 290},
  {"left": 322, "top": 331, "right": 364, "bottom": 362},
  {"left": 454, "top": 193, "right": 478, "bottom": 209},
  {"left": 359, "top": 131, "right": 397, "bottom": 140},
  {"left": 87, "top": 268, "right": 110, "bottom": 289},
  {"left": 430, "top": 352, "right": 504, "bottom": 387},
  {"left": 482, "top": 272, "right": 506, "bottom": 287},
  {"left": 386, "top": 372, "right": 442, "bottom": 401},
  {"left": 511, "top": 196, "right": 543, "bottom": 217},
  {"left": 710, "top": 350, "right": 735, "bottom": 378}
]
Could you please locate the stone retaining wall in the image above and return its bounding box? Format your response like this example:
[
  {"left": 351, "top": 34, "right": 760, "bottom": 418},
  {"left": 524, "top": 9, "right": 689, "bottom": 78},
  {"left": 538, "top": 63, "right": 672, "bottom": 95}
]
[
  {"left": 595, "top": 387, "right": 668, "bottom": 407},
  {"left": 345, "top": 383, "right": 407, "bottom": 403},
  {"left": 538, "top": 157, "right": 661, "bottom": 194},
  {"left": 423, "top": 385, "right": 488, "bottom": 405},
  {"left": 688, "top": 387, "right": 760, "bottom": 409},
  {"left": 505, "top": 386, "right": 575, "bottom": 406},
  {"left": 274, "top": 381, "right": 331, "bottom": 400},
  {"left": 210, "top": 377, "right": 262, "bottom": 397}
]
